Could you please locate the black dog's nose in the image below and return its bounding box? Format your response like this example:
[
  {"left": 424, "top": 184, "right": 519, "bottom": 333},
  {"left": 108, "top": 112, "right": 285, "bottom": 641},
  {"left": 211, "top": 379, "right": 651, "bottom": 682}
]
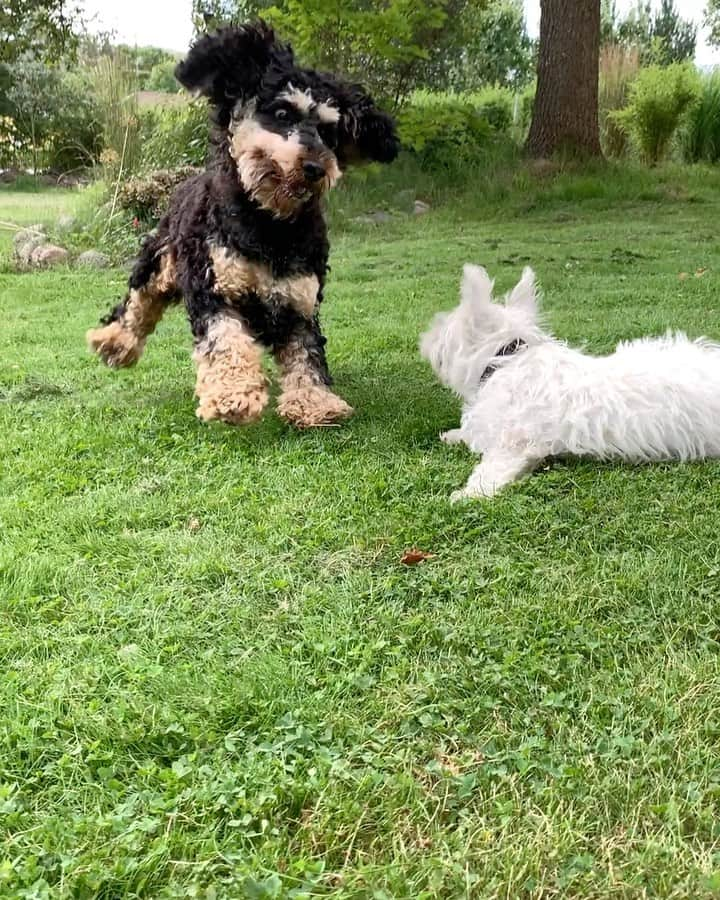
[{"left": 302, "top": 161, "right": 326, "bottom": 182}]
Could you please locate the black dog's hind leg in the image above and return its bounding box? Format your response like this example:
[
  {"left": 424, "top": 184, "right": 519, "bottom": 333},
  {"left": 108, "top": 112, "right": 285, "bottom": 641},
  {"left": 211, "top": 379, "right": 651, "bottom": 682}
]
[
  {"left": 274, "top": 316, "right": 353, "bottom": 427},
  {"left": 184, "top": 273, "right": 269, "bottom": 425},
  {"left": 87, "top": 235, "right": 178, "bottom": 368}
]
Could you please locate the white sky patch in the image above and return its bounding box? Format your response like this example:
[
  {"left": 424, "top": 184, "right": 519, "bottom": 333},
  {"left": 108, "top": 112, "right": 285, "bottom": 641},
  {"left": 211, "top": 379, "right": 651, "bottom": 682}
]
[
  {"left": 524, "top": 0, "right": 720, "bottom": 67},
  {"left": 80, "top": 0, "right": 195, "bottom": 52}
]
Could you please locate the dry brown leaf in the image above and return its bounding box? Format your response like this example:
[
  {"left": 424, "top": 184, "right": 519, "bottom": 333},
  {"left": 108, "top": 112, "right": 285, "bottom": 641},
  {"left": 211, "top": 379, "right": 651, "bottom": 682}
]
[
  {"left": 401, "top": 548, "right": 435, "bottom": 565},
  {"left": 187, "top": 517, "right": 201, "bottom": 532},
  {"left": 696, "top": 267, "right": 708, "bottom": 278},
  {"left": 679, "top": 272, "right": 689, "bottom": 281}
]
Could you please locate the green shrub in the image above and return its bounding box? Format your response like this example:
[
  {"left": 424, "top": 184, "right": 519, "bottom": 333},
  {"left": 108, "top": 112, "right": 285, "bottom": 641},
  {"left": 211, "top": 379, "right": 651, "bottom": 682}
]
[
  {"left": 398, "top": 99, "right": 492, "bottom": 171},
  {"left": 5, "top": 59, "right": 103, "bottom": 173},
  {"left": 139, "top": 102, "right": 209, "bottom": 171},
  {"left": 613, "top": 63, "right": 700, "bottom": 164},
  {"left": 411, "top": 88, "right": 516, "bottom": 133},
  {"left": 470, "top": 87, "right": 514, "bottom": 132},
  {"left": 681, "top": 72, "right": 720, "bottom": 163},
  {"left": 48, "top": 71, "right": 104, "bottom": 172}
]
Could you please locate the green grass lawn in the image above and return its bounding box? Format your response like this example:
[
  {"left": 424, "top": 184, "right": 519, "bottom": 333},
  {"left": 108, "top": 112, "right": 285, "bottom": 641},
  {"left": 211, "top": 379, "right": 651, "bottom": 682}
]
[{"left": 2, "top": 169, "right": 720, "bottom": 898}]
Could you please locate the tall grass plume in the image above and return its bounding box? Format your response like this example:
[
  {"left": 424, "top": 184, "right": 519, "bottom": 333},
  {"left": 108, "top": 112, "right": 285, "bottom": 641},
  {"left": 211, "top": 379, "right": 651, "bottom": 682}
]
[{"left": 599, "top": 44, "right": 640, "bottom": 158}]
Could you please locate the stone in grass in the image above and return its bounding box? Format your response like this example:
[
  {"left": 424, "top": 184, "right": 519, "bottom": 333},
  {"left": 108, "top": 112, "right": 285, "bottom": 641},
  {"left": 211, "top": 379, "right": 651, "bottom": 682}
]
[
  {"left": 29, "top": 244, "right": 70, "bottom": 268},
  {"left": 414, "top": 200, "right": 431, "bottom": 216},
  {"left": 353, "top": 210, "right": 394, "bottom": 225},
  {"left": 77, "top": 249, "right": 110, "bottom": 269},
  {"left": 13, "top": 227, "right": 47, "bottom": 267},
  {"left": 13, "top": 224, "right": 45, "bottom": 251}
]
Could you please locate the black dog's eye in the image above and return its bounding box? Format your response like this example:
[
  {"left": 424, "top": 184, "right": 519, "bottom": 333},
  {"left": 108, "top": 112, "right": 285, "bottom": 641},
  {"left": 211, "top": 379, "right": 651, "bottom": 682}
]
[{"left": 275, "top": 109, "right": 288, "bottom": 121}]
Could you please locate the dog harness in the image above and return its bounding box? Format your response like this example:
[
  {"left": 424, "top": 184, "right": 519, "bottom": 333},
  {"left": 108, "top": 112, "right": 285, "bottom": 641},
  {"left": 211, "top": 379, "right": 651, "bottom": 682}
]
[{"left": 480, "top": 339, "right": 526, "bottom": 383}]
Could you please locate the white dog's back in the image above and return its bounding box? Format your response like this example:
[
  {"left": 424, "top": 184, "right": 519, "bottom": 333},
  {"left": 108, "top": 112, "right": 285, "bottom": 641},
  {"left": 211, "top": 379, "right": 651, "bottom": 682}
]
[
  {"left": 420, "top": 265, "right": 720, "bottom": 499},
  {"left": 465, "top": 332, "right": 720, "bottom": 462}
]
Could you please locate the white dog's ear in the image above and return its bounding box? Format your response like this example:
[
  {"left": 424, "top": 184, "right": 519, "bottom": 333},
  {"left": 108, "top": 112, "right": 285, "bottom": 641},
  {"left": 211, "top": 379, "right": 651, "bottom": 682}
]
[
  {"left": 506, "top": 267, "right": 537, "bottom": 317},
  {"left": 461, "top": 264, "right": 494, "bottom": 308}
]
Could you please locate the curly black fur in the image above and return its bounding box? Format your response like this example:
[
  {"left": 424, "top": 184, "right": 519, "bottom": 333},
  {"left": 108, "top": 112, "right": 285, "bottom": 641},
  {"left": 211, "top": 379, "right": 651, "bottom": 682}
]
[{"left": 90, "top": 21, "right": 398, "bottom": 422}]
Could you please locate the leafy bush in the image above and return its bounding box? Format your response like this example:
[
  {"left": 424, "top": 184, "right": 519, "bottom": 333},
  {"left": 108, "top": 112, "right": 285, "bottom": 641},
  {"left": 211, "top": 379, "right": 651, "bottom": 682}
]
[
  {"left": 469, "top": 87, "right": 514, "bottom": 132},
  {"left": 139, "top": 102, "right": 209, "bottom": 171},
  {"left": 599, "top": 44, "right": 640, "bottom": 158},
  {"left": 613, "top": 63, "right": 700, "bottom": 164},
  {"left": 398, "top": 99, "right": 492, "bottom": 171},
  {"left": 118, "top": 167, "right": 201, "bottom": 220},
  {"left": 681, "top": 72, "right": 720, "bottom": 164},
  {"left": 5, "top": 58, "right": 103, "bottom": 173}
]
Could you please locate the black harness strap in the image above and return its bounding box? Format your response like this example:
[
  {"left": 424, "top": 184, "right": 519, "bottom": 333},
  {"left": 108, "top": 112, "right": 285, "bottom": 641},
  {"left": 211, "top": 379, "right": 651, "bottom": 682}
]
[{"left": 479, "top": 339, "right": 526, "bottom": 383}]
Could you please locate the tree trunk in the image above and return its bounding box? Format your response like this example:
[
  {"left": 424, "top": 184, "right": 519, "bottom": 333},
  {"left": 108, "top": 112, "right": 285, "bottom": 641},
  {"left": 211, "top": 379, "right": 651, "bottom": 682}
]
[{"left": 526, "top": 0, "right": 603, "bottom": 158}]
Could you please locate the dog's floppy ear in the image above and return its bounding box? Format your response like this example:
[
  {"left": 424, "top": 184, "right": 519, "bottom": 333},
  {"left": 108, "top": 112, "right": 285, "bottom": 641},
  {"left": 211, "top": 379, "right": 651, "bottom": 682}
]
[
  {"left": 506, "top": 267, "right": 538, "bottom": 317},
  {"left": 334, "top": 86, "right": 400, "bottom": 165},
  {"left": 175, "top": 21, "right": 291, "bottom": 107}
]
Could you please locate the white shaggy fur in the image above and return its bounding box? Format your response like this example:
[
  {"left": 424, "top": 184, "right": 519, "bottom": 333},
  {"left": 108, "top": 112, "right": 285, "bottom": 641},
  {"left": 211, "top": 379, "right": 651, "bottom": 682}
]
[{"left": 420, "top": 264, "right": 720, "bottom": 500}]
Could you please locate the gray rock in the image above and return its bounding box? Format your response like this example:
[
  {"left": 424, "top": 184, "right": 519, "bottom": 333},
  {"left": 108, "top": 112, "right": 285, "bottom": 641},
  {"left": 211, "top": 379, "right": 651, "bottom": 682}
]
[
  {"left": 413, "top": 200, "right": 431, "bottom": 215},
  {"left": 77, "top": 249, "right": 110, "bottom": 269},
  {"left": 13, "top": 225, "right": 45, "bottom": 251},
  {"left": 14, "top": 228, "right": 47, "bottom": 267},
  {"left": 353, "top": 210, "right": 393, "bottom": 225},
  {"left": 393, "top": 189, "right": 415, "bottom": 211},
  {"left": 29, "top": 244, "right": 69, "bottom": 268}
]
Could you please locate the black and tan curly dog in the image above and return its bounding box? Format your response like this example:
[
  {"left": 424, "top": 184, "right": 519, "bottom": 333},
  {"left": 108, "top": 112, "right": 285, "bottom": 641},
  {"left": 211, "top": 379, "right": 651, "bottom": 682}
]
[{"left": 87, "top": 22, "right": 399, "bottom": 427}]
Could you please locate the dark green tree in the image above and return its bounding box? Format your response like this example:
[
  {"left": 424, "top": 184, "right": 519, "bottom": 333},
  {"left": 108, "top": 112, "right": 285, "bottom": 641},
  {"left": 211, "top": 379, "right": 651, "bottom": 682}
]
[
  {"left": 0, "top": 0, "right": 80, "bottom": 64},
  {"left": 707, "top": 0, "right": 720, "bottom": 47},
  {"left": 191, "top": 0, "right": 452, "bottom": 105},
  {"left": 650, "top": 0, "right": 696, "bottom": 63},
  {"left": 6, "top": 54, "right": 102, "bottom": 171},
  {"left": 455, "top": 0, "right": 534, "bottom": 89},
  {"left": 604, "top": 0, "right": 696, "bottom": 64}
]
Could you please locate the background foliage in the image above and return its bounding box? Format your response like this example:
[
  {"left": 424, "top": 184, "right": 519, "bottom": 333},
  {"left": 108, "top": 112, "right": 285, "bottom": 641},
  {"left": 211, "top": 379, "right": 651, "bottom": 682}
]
[
  {"left": 0, "top": 0, "right": 718, "bottom": 190},
  {"left": 707, "top": 0, "right": 720, "bottom": 47}
]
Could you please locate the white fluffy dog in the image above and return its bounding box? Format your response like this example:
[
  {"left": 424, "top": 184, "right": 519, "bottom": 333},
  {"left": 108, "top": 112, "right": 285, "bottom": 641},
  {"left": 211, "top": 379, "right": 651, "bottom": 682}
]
[{"left": 420, "top": 264, "right": 720, "bottom": 500}]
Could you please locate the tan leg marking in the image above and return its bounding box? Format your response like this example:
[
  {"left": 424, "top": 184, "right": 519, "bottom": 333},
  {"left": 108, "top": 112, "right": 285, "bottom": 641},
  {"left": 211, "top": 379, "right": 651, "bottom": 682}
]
[
  {"left": 87, "top": 254, "right": 176, "bottom": 368},
  {"left": 193, "top": 313, "right": 269, "bottom": 425},
  {"left": 275, "top": 338, "right": 353, "bottom": 428}
]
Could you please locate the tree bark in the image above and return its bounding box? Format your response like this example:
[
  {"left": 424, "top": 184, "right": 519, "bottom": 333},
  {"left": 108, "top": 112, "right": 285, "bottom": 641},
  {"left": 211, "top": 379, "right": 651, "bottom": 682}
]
[{"left": 526, "top": 0, "right": 603, "bottom": 158}]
